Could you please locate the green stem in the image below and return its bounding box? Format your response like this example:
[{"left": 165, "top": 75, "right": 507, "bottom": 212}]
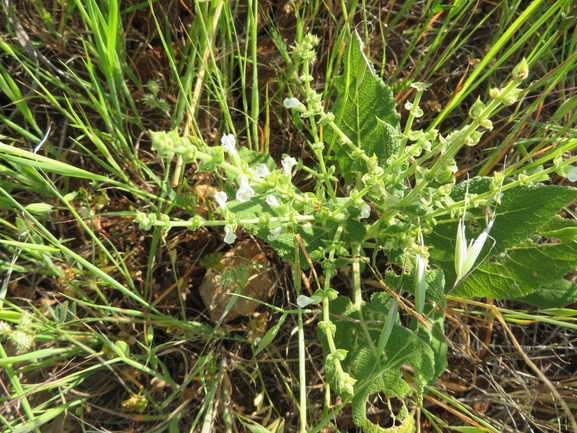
[
  {"left": 293, "top": 238, "right": 308, "bottom": 432},
  {"left": 397, "top": 89, "right": 425, "bottom": 155}
]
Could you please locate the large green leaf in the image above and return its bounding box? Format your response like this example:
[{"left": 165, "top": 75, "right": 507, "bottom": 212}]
[
  {"left": 451, "top": 241, "right": 577, "bottom": 299},
  {"left": 324, "top": 32, "right": 401, "bottom": 184},
  {"left": 515, "top": 279, "right": 577, "bottom": 309},
  {"left": 427, "top": 180, "right": 577, "bottom": 300},
  {"left": 319, "top": 293, "right": 436, "bottom": 433}
]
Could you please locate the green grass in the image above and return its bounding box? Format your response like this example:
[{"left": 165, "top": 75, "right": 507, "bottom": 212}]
[{"left": 1, "top": 0, "right": 577, "bottom": 432}]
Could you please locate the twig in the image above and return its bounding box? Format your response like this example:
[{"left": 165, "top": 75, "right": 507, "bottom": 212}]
[{"left": 491, "top": 305, "right": 577, "bottom": 432}]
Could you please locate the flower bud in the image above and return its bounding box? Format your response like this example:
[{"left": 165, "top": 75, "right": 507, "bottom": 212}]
[
  {"left": 512, "top": 57, "right": 529, "bottom": 81},
  {"left": 469, "top": 97, "right": 486, "bottom": 120},
  {"left": 25, "top": 203, "right": 54, "bottom": 214}
]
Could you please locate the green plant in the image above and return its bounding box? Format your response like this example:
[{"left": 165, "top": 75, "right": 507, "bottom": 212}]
[
  {"left": 2, "top": 1, "right": 577, "bottom": 431},
  {"left": 135, "top": 33, "right": 577, "bottom": 432}
]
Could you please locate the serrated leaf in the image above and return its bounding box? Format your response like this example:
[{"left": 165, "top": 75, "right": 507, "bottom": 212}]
[
  {"left": 514, "top": 279, "right": 577, "bottom": 308},
  {"left": 324, "top": 32, "right": 400, "bottom": 184},
  {"left": 427, "top": 181, "right": 577, "bottom": 295},
  {"left": 319, "top": 293, "right": 436, "bottom": 402},
  {"left": 429, "top": 181, "right": 577, "bottom": 260},
  {"left": 540, "top": 215, "right": 577, "bottom": 241},
  {"left": 452, "top": 240, "right": 577, "bottom": 299}
]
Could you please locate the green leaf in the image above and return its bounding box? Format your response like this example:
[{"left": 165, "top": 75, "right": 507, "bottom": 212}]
[
  {"left": 514, "top": 279, "right": 577, "bottom": 308},
  {"left": 319, "top": 293, "right": 435, "bottom": 433},
  {"left": 427, "top": 180, "right": 577, "bottom": 297},
  {"left": 254, "top": 313, "right": 287, "bottom": 356},
  {"left": 540, "top": 215, "right": 577, "bottom": 241},
  {"left": 409, "top": 304, "right": 448, "bottom": 381},
  {"left": 452, "top": 240, "right": 577, "bottom": 299},
  {"left": 342, "top": 219, "right": 367, "bottom": 243},
  {"left": 324, "top": 32, "right": 400, "bottom": 184}
]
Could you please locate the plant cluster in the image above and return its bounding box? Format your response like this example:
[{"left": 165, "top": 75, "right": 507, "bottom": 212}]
[
  {"left": 133, "top": 33, "right": 577, "bottom": 431},
  {"left": 2, "top": 1, "right": 577, "bottom": 430}
]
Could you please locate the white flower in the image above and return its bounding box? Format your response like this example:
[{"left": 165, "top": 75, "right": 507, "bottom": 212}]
[
  {"left": 224, "top": 225, "right": 237, "bottom": 244},
  {"left": 282, "top": 156, "right": 297, "bottom": 177},
  {"left": 266, "top": 195, "right": 280, "bottom": 208},
  {"left": 360, "top": 203, "right": 370, "bottom": 219},
  {"left": 414, "top": 253, "right": 427, "bottom": 314},
  {"left": 283, "top": 97, "right": 306, "bottom": 111},
  {"left": 296, "top": 294, "right": 323, "bottom": 308},
  {"left": 283, "top": 97, "right": 300, "bottom": 108},
  {"left": 236, "top": 175, "right": 255, "bottom": 202},
  {"left": 567, "top": 166, "right": 577, "bottom": 182},
  {"left": 221, "top": 134, "right": 237, "bottom": 154},
  {"left": 296, "top": 295, "right": 316, "bottom": 308},
  {"left": 254, "top": 164, "right": 271, "bottom": 178},
  {"left": 454, "top": 217, "right": 494, "bottom": 284},
  {"left": 267, "top": 226, "right": 283, "bottom": 241},
  {"left": 214, "top": 191, "right": 228, "bottom": 208}
]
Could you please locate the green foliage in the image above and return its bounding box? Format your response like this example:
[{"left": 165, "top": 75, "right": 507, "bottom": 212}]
[
  {"left": 319, "top": 293, "right": 436, "bottom": 432},
  {"left": 324, "top": 33, "right": 401, "bottom": 184},
  {"left": 137, "top": 31, "right": 577, "bottom": 431},
  {"left": 427, "top": 179, "right": 577, "bottom": 301},
  {"left": 3, "top": 1, "right": 577, "bottom": 430}
]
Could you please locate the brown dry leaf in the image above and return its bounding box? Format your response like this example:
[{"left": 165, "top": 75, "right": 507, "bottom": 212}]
[{"left": 199, "top": 240, "right": 272, "bottom": 323}]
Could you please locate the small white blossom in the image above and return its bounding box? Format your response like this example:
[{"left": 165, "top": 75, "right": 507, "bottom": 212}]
[
  {"left": 267, "top": 226, "right": 283, "bottom": 241},
  {"left": 283, "top": 97, "right": 306, "bottom": 112},
  {"left": 254, "top": 164, "right": 271, "bottom": 178},
  {"left": 283, "top": 97, "right": 300, "bottom": 108},
  {"left": 221, "top": 134, "right": 237, "bottom": 154},
  {"left": 297, "top": 295, "right": 316, "bottom": 308},
  {"left": 236, "top": 175, "right": 255, "bottom": 202},
  {"left": 454, "top": 217, "right": 494, "bottom": 285},
  {"left": 360, "top": 203, "right": 370, "bottom": 219},
  {"left": 214, "top": 191, "right": 228, "bottom": 208},
  {"left": 414, "top": 253, "right": 427, "bottom": 314},
  {"left": 224, "top": 226, "right": 237, "bottom": 244},
  {"left": 567, "top": 166, "right": 577, "bottom": 182},
  {"left": 282, "top": 156, "right": 297, "bottom": 177},
  {"left": 266, "top": 195, "right": 280, "bottom": 208}
]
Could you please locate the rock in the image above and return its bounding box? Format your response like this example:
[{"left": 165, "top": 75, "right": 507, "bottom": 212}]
[{"left": 199, "top": 240, "right": 272, "bottom": 323}]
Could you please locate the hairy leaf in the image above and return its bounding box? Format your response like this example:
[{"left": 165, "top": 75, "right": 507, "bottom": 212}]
[
  {"left": 427, "top": 180, "right": 577, "bottom": 300},
  {"left": 319, "top": 293, "right": 436, "bottom": 433},
  {"left": 324, "top": 32, "right": 400, "bottom": 184}
]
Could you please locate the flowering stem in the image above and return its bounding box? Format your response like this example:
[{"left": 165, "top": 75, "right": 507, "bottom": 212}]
[
  {"left": 397, "top": 88, "right": 425, "bottom": 156},
  {"left": 301, "top": 67, "right": 337, "bottom": 202},
  {"left": 149, "top": 214, "right": 316, "bottom": 229},
  {"left": 401, "top": 97, "right": 502, "bottom": 206}
]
